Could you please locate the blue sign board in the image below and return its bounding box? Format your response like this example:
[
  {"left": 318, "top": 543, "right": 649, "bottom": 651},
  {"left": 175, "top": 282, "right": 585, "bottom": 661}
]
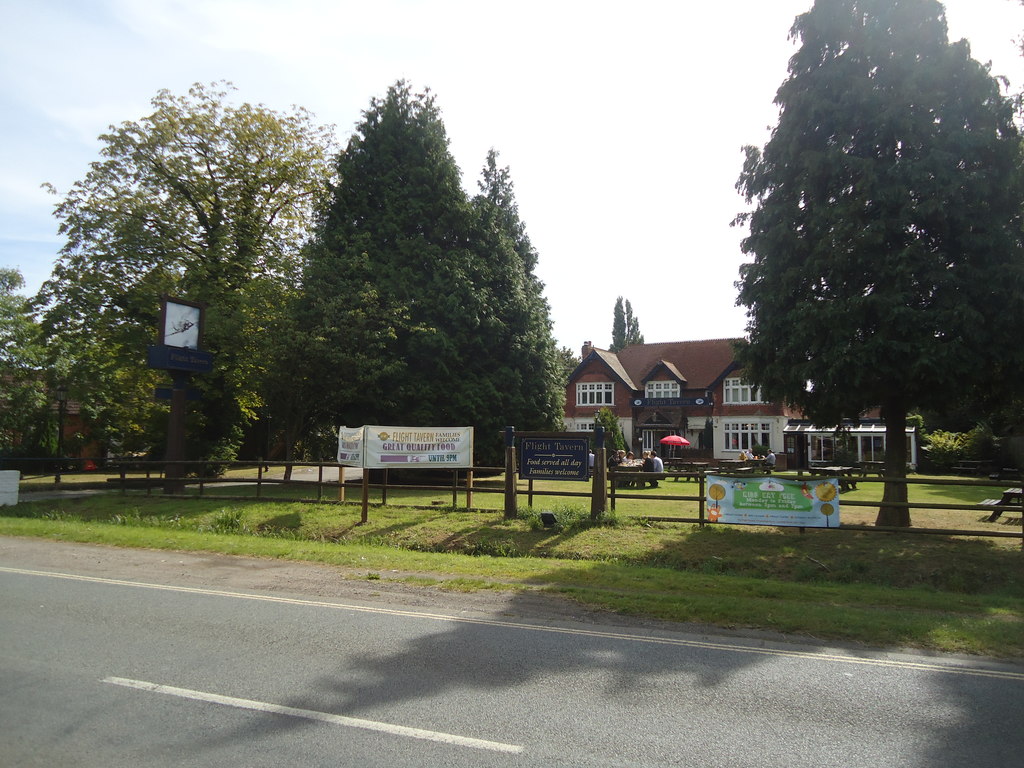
[
  {"left": 519, "top": 437, "right": 589, "bottom": 481},
  {"left": 154, "top": 387, "right": 203, "bottom": 401},
  {"left": 631, "top": 397, "right": 711, "bottom": 408},
  {"left": 147, "top": 344, "right": 214, "bottom": 373}
]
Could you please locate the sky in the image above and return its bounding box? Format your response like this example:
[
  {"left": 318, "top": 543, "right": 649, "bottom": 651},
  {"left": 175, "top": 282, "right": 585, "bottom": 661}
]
[{"left": 2, "top": 0, "right": 1023, "bottom": 354}]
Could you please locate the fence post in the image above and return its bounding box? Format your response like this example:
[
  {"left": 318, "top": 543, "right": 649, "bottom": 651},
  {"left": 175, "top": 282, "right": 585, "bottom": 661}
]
[
  {"left": 360, "top": 471, "right": 369, "bottom": 524},
  {"left": 698, "top": 472, "right": 706, "bottom": 527},
  {"left": 503, "top": 427, "right": 517, "bottom": 520},
  {"left": 590, "top": 426, "right": 607, "bottom": 520},
  {"left": 466, "top": 470, "right": 474, "bottom": 509}
]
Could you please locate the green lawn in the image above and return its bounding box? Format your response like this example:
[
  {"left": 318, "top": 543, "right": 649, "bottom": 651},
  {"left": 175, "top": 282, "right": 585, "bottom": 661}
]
[{"left": 3, "top": 473, "right": 1022, "bottom": 658}]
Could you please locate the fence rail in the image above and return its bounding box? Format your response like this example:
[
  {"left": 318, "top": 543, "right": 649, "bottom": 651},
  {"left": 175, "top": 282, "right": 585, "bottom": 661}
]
[{"left": 5, "top": 457, "right": 1022, "bottom": 544}]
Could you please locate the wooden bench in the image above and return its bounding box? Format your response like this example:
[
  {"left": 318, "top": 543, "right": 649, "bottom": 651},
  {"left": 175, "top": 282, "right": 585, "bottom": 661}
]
[
  {"left": 980, "top": 498, "right": 1009, "bottom": 522},
  {"left": 980, "top": 491, "right": 1022, "bottom": 522},
  {"left": 953, "top": 461, "right": 991, "bottom": 476}
]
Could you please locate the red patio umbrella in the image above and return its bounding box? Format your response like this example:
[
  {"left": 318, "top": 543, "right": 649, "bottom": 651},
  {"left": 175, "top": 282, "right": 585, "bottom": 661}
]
[{"left": 659, "top": 435, "right": 690, "bottom": 447}]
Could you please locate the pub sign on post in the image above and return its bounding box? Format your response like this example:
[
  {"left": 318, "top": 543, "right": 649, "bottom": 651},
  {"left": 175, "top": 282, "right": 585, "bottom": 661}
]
[{"left": 519, "top": 437, "right": 589, "bottom": 481}]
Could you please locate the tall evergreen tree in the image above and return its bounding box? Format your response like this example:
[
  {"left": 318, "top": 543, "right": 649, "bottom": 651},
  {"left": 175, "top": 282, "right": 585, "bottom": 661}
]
[
  {"left": 610, "top": 296, "right": 644, "bottom": 352},
  {"left": 302, "top": 83, "right": 562, "bottom": 464},
  {"left": 472, "top": 149, "right": 564, "bottom": 435},
  {"left": 734, "top": 0, "right": 1024, "bottom": 525}
]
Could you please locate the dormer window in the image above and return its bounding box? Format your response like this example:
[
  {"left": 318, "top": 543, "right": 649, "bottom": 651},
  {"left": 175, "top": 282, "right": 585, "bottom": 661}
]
[
  {"left": 645, "top": 381, "right": 680, "bottom": 399},
  {"left": 576, "top": 381, "right": 614, "bottom": 406},
  {"left": 724, "top": 377, "right": 763, "bottom": 404}
]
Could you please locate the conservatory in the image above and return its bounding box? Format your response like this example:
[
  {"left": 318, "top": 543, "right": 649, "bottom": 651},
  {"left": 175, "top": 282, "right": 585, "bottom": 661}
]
[{"left": 782, "top": 422, "right": 918, "bottom": 469}]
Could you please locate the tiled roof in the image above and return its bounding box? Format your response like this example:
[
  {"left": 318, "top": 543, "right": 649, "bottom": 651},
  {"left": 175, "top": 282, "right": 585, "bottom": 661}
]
[
  {"left": 591, "top": 348, "right": 638, "bottom": 390},
  {"left": 607, "top": 338, "right": 742, "bottom": 391}
]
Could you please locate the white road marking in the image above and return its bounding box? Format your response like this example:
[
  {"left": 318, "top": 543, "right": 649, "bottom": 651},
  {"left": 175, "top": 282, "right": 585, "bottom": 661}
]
[
  {"left": 3, "top": 565, "right": 1023, "bottom": 682},
  {"left": 102, "top": 676, "right": 523, "bottom": 754}
]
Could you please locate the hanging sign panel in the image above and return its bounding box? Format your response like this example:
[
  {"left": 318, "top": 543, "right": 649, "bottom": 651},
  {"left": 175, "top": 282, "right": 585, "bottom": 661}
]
[
  {"left": 705, "top": 475, "right": 841, "bottom": 528},
  {"left": 336, "top": 426, "right": 365, "bottom": 467},
  {"left": 363, "top": 426, "right": 474, "bottom": 468}
]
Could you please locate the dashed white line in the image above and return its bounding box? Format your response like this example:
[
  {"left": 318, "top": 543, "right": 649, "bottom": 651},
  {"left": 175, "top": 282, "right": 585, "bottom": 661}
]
[{"left": 102, "top": 676, "right": 523, "bottom": 754}]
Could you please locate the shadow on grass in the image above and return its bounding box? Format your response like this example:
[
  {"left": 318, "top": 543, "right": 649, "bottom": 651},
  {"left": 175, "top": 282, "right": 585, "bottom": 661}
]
[{"left": 637, "top": 524, "right": 1024, "bottom": 595}]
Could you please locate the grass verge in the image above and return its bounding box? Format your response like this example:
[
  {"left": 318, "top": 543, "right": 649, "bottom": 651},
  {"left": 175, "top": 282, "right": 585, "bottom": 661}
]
[{"left": 2, "top": 492, "right": 1022, "bottom": 658}]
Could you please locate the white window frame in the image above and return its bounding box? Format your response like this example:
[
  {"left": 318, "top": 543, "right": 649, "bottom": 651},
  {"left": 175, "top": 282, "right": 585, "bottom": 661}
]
[
  {"left": 723, "top": 377, "right": 763, "bottom": 405},
  {"left": 645, "top": 380, "right": 680, "bottom": 399},
  {"left": 576, "top": 381, "right": 614, "bottom": 406},
  {"left": 723, "top": 421, "right": 772, "bottom": 452}
]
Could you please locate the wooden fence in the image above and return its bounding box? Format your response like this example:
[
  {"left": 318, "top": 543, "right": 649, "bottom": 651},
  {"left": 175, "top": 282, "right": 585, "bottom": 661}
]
[{"left": 6, "top": 457, "right": 1023, "bottom": 544}]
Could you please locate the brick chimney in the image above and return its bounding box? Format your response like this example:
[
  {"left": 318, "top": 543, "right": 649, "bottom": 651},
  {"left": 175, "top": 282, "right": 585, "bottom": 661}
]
[{"left": 581, "top": 341, "right": 594, "bottom": 359}]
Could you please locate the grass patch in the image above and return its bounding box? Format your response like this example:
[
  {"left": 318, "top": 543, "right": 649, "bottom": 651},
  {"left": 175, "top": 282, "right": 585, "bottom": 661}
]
[{"left": 3, "top": 485, "right": 1023, "bottom": 658}]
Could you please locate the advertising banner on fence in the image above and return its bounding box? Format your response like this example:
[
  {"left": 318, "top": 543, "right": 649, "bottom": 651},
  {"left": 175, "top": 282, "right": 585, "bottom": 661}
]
[
  {"left": 336, "top": 426, "right": 364, "bottom": 467},
  {"left": 363, "top": 426, "right": 474, "bottom": 469},
  {"left": 705, "top": 475, "right": 841, "bottom": 528}
]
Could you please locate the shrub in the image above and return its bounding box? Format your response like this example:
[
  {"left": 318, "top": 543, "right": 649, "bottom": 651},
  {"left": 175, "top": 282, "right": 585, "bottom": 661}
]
[{"left": 923, "top": 430, "right": 967, "bottom": 471}]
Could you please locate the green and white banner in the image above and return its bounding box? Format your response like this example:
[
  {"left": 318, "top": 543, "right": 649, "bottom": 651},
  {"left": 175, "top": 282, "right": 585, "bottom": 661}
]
[{"left": 706, "top": 475, "right": 840, "bottom": 527}]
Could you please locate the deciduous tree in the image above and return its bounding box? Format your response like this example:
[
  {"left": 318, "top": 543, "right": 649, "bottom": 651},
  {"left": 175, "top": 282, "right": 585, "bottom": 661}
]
[
  {"left": 39, "top": 82, "right": 336, "bottom": 460},
  {"left": 0, "top": 269, "right": 50, "bottom": 455}
]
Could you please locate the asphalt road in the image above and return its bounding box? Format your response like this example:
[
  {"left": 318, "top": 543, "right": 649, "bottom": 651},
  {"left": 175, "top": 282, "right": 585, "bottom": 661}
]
[{"left": 1, "top": 538, "right": 1022, "bottom": 767}]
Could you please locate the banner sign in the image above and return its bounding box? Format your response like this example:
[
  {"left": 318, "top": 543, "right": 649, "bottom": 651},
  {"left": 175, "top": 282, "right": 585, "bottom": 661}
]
[
  {"left": 631, "top": 397, "right": 711, "bottom": 408},
  {"left": 705, "top": 474, "right": 840, "bottom": 528},
  {"left": 336, "top": 426, "right": 364, "bottom": 467},
  {"left": 519, "top": 437, "right": 589, "bottom": 481},
  {"left": 363, "top": 426, "right": 473, "bottom": 468}
]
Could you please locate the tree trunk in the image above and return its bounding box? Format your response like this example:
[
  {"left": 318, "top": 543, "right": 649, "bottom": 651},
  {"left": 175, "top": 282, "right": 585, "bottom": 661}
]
[
  {"left": 282, "top": 423, "right": 297, "bottom": 482},
  {"left": 875, "top": 396, "right": 911, "bottom": 527}
]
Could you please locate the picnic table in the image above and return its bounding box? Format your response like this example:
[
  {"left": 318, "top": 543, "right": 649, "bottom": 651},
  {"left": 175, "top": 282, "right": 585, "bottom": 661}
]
[
  {"left": 611, "top": 465, "right": 643, "bottom": 488},
  {"left": 810, "top": 466, "right": 858, "bottom": 493},
  {"left": 664, "top": 459, "right": 708, "bottom": 481},
  {"left": 718, "top": 459, "right": 755, "bottom": 474},
  {"left": 980, "top": 487, "right": 1023, "bottom": 522}
]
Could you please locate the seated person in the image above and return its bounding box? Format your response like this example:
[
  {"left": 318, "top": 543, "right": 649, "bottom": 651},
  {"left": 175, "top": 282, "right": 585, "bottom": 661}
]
[{"left": 649, "top": 450, "right": 664, "bottom": 487}]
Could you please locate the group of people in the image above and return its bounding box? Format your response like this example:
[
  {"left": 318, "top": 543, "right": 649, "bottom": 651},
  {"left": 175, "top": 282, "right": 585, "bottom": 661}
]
[
  {"left": 607, "top": 448, "right": 664, "bottom": 488},
  {"left": 738, "top": 448, "right": 777, "bottom": 471}
]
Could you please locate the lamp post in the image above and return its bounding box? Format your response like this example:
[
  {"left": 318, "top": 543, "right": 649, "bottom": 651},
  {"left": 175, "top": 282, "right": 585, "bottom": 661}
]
[{"left": 55, "top": 385, "right": 67, "bottom": 485}]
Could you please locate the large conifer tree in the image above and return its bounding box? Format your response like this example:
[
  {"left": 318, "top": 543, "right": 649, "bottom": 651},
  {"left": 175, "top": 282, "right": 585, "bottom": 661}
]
[
  {"left": 610, "top": 296, "right": 643, "bottom": 352},
  {"left": 303, "top": 83, "right": 562, "bottom": 464},
  {"left": 735, "top": 0, "right": 1024, "bottom": 525}
]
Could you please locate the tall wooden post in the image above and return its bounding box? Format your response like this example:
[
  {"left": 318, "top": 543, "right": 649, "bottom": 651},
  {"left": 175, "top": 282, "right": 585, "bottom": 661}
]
[
  {"left": 503, "top": 426, "right": 518, "bottom": 519},
  {"left": 163, "top": 370, "right": 188, "bottom": 494},
  {"left": 590, "top": 426, "right": 607, "bottom": 520}
]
